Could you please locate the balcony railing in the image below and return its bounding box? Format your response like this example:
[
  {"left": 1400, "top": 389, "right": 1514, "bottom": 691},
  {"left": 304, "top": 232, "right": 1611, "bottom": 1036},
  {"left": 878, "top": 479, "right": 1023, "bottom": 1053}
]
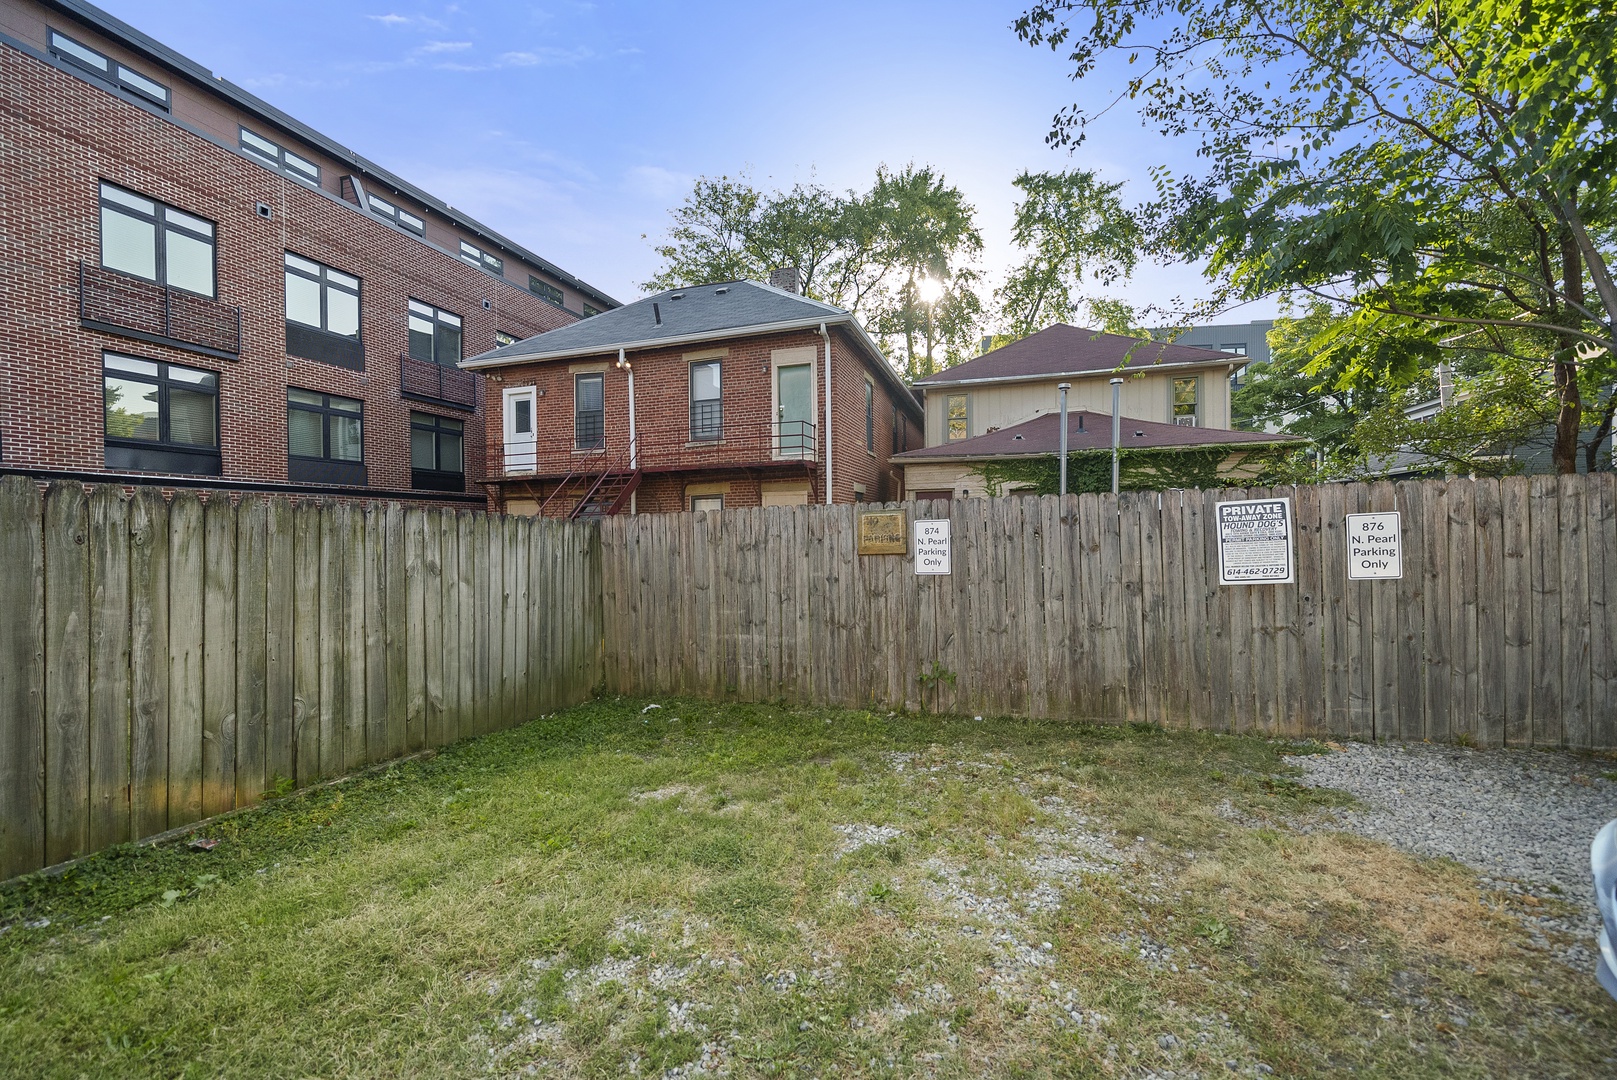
[
  {"left": 400, "top": 354, "right": 479, "bottom": 409},
  {"left": 79, "top": 261, "right": 241, "bottom": 358},
  {"left": 500, "top": 419, "right": 816, "bottom": 476}
]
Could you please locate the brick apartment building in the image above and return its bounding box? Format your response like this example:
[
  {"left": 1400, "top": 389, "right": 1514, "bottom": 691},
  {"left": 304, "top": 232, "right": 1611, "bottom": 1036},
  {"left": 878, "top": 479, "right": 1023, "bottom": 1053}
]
[
  {"left": 0, "top": 0, "right": 616, "bottom": 505},
  {"left": 463, "top": 279, "right": 924, "bottom": 515}
]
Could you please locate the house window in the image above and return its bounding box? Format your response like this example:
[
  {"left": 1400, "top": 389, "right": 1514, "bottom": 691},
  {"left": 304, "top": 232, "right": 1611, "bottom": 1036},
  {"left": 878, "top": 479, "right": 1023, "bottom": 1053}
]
[
  {"left": 495, "top": 331, "right": 518, "bottom": 348},
  {"left": 1172, "top": 376, "right": 1200, "bottom": 426},
  {"left": 865, "top": 379, "right": 876, "bottom": 453},
  {"left": 99, "top": 182, "right": 215, "bottom": 298},
  {"left": 530, "top": 277, "right": 564, "bottom": 307},
  {"left": 102, "top": 353, "right": 219, "bottom": 474},
  {"left": 458, "top": 240, "right": 503, "bottom": 275},
  {"left": 582, "top": 303, "right": 601, "bottom": 318},
  {"left": 690, "top": 494, "right": 724, "bottom": 513},
  {"left": 49, "top": 29, "right": 170, "bottom": 110},
  {"left": 690, "top": 359, "right": 722, "bottom": 441},
  {"left": 366, "top": 194, "right": 424, "bottom": 236},
  {"left": 407, "top": 300, "right": 462, "bottom": 367},
  {"left": 239, "top": 127, "right": 320, "bottom": 186},
  {"left": 288, "top": 388, "right": 365, "bottom": 485},
  {"left": 575, "top": 372, "right": 604, "bottom": 450},
  {"left": 945, "top": 393, "right": 969, "bottom": 441},
  {"left": 1219, "top": 343, "right": 1248, "bottom": 356},
  {"left": 410, "top": 411, "right": 465, "bottom": 491},
  {"left": 853, "top": 486, "right": 868, "bottom": 503},
  {"left": 284, "top": 253, "right": 362, "bottom": 368}
]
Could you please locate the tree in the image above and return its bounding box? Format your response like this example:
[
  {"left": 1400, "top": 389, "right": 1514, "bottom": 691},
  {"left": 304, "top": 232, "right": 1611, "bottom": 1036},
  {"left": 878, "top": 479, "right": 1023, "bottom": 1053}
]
[
  {"left": 1016, "top": 0, "right": 1617, "bottom": 472},
  {"left": 643, "top": 164, "right": 987, "bottom": 379},
  {"left": 996, "top": 169, "right": 1142, "bottom": 337}
]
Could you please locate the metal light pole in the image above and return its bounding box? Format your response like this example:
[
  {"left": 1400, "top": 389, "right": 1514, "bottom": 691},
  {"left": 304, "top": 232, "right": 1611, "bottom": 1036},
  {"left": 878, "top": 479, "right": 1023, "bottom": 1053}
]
[
  {"left": 1057, "top": 382, "right": 1070, "bottom": 497},
  {"left": 1110, "top": 377, "right": 1123, "bottom": 495}
]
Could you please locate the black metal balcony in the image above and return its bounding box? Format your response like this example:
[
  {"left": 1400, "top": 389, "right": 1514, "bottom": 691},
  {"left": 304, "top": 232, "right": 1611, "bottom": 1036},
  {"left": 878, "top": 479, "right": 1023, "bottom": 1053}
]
[
  {"left": 79, "top": 261, "right": 241, "bottom": 359},
  {"left": 400, "top": 354, "right": 479, "bottom": 410}
]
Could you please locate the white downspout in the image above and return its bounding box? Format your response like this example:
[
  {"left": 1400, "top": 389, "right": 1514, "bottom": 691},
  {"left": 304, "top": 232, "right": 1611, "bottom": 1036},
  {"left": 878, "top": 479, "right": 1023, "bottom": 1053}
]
[
  {"left": 818, "top": 322, "right": 832, "bottom": 504},
  {"left": 619, "top": 347, "right": 638, "bottom": 514}
]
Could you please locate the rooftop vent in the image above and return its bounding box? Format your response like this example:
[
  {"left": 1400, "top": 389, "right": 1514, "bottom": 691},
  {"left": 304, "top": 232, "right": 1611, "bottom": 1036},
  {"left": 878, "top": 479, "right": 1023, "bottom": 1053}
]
[
  {"left": 768, "top": 265, "right": 803, "bottom": 294},
  {"left": 1135, "top": 430, "right": 1145, "bottom": 437},
  {"left": 1012, "top": 434, "right": 1024, "bottom": 441},
  {"left": 670, "top": 292, "right": 684, "bottom": 300},
  {"left": 653, "top": 302, "right": 662, "bottom": 326},
  {"left": 714, "top": 286, "right": 729, "bottom": 294}
]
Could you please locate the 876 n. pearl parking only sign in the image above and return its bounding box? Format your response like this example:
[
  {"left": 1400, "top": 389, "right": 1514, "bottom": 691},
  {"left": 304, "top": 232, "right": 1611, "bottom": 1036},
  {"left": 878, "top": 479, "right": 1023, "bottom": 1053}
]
[{"left": 1345, "top": 511, "right": 1403, "bottom": 580}]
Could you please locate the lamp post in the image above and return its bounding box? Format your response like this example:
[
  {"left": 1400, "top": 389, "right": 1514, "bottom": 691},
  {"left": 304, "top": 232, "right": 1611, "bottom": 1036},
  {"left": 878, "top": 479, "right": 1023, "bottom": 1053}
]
[
  {"left": 1057, "top": 382, "right": 1070, "bottom": 497},
  {"left": 1110, "top": 377, "right": 1123, "bottom": 495}
]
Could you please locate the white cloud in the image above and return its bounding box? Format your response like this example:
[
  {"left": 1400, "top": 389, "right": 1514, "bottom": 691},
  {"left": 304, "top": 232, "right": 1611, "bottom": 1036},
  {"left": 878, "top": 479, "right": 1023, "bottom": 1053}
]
[
  {"left": 418, "top": 40, "right": 472, "bottom": 53},
  {"left": 365, "top": 12, "right": 447, "bottom": 31},
  {"left": 621, "top": 165, "right": 691, "bottom": 203}
]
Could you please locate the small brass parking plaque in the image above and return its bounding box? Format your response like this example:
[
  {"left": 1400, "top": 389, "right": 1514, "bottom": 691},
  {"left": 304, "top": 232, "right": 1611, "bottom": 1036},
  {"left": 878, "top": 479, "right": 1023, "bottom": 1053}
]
[{"left": 857, "top": 509, "right": 907, "bottom": 555}]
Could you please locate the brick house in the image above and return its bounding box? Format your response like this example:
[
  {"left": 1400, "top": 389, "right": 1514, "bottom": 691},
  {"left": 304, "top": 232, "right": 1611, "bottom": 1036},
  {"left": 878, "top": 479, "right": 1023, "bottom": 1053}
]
[
  {"left": 0, "top": 0, "right": 616, "bottom": 507},
  {"left": 463, "top": 280, "right": 924, "bottom": 515}
]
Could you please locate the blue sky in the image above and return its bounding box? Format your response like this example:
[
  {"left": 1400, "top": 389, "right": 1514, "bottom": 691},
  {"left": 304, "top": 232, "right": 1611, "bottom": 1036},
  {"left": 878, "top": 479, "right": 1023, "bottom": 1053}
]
[{"left": 103, "top": 0, "right": 1278, "bottom": 322}]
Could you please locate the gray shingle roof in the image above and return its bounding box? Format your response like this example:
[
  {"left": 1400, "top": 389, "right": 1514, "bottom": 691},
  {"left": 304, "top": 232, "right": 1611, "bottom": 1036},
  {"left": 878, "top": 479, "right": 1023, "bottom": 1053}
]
[
  {"left": 913, "top": 324, "right": 1244, "bottom": 386},
  {"left": 463, "top": 280, "right": 848, "bottom": 366}
]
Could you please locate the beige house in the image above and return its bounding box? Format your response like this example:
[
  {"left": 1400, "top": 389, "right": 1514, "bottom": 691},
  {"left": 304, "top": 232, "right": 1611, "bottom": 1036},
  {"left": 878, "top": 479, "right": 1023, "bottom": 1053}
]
[{"left": 902, "top": 325, "right": 1286, "bottom": 498}]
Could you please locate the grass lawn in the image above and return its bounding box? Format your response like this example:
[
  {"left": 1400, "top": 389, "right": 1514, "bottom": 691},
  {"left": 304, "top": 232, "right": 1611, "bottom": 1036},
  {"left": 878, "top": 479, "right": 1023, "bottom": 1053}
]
[{"left": 1, "top": 698, "right": 1612, "bottom": 1078}]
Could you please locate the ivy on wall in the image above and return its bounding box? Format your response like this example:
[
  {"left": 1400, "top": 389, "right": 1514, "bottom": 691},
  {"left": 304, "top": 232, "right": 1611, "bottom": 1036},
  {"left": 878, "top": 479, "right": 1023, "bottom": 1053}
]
[{"left": 973, "top": 445, "right": 1295, "bottom": 496}]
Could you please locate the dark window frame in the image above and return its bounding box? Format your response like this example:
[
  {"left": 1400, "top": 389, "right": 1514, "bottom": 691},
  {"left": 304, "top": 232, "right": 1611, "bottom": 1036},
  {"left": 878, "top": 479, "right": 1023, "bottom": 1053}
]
[
  {"left": 48, "top": 28, "right": 170, "bottom": 110},
  {"left": 458, "top": 240, "right": 504, "bottom": 276},
  {"left": 287, "top": 389, "right": 364, "bottom": 464},
  {"left": 689, "top": 358, "right": 722, "bottom": 442},
  {"left": 529, "top": 276, "right": 565, "bottom": 307},
  {"left": 102, "top": 352, "right": 221, "bottom": 474},
  {"left": 582, "top": 303, "right": 601, "bottom": 318},
  {"left": 864, "top": 378, "right": 876, "bottom": 453},
  {"left": 407, "top": 299, "right": 463, "bottom": 368},
  {"left": 99, "top": 181, "right": 217, "bottom": 299},
  {"left": 366, "top": 193, "right": 425, "bottom": 236},
  {"left": 494, "top": 331, "right": 518, "bottom": 348},
  {"left": 239, "top": 126, "right": 321, "bottom": 186},
  {"left": 284, "top": 252, "right": 361, "bottom": 339},
  {"left": 410, "top": 410, "right": 465, "bottom": 491},
  {"left": 574, "top": 372, "right": 605, "bottom": 451}
]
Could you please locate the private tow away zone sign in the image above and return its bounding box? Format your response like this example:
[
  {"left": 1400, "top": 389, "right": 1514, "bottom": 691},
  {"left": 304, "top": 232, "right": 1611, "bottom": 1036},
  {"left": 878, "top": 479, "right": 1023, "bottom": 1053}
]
[
  {"left": 1215, "top": 497, "right": 1295, "bottom": 585},
  {"left": 1345, "top": 511, "right": 1403, "bottom": 580}
]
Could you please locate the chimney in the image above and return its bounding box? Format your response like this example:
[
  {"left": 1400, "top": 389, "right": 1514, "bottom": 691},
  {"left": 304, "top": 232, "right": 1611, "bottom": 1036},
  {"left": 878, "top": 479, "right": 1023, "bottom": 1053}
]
[
  {"left": 980, "top": 336, "right": 993, "bottom": 354},
  {"left": 768, "top": 266, "right": 802, "bottom": 294}
]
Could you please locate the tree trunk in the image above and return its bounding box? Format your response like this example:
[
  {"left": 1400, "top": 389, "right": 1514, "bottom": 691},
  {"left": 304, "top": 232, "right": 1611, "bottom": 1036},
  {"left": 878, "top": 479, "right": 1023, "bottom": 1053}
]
[
  {"left": 1552, "top": 360, "right": 1582, "bottom": 474},
  {"left": 1553, "top": 231, "right": 1586, "bottom": 475}
]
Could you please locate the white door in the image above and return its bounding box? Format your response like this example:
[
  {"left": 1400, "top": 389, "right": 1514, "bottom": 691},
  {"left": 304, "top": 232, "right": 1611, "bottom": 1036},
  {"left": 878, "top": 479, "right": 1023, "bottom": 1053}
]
[{"left": 503, "top": 386, "right": 536, "bottom": 473}]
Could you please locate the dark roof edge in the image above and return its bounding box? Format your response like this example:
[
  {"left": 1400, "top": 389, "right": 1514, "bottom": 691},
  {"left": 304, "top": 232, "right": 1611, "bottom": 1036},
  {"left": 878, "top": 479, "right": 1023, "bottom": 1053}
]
[
  {"left": 890, "top": 437, "right": 1299, "bottom": 463},
  {"left": 44, "top": 0, "right": 620, "bottom": 310},
  {"left": 464, "top": 309, "right": 923, "bottom": 421},
  {"left": 915, "top": 355, "right": 1239, "bottom": 388}
]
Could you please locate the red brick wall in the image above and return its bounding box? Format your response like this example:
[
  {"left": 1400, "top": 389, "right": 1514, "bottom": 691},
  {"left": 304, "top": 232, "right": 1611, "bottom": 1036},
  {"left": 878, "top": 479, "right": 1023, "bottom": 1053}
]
[
  {"left": 486, "top": 326, "right": 922, "bottom": 511},
  {"left": 0, "top": 41, "right": 580, "bottom": 505}
]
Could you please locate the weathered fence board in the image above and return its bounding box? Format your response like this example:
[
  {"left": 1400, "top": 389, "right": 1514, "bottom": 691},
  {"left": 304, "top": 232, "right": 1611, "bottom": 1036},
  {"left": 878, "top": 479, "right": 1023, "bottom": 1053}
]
[{"left": 0, "top": 485, "right": 598, "bottom": 882}]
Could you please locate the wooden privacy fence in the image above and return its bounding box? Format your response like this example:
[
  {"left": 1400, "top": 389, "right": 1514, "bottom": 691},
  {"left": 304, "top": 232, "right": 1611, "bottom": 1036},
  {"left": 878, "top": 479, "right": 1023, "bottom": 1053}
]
[
  {"left": 598, "top": 474, "right": 1617, "bottom": 753},
  {"left": 0, "top": 478, "right": 601, "bottom": 882}
]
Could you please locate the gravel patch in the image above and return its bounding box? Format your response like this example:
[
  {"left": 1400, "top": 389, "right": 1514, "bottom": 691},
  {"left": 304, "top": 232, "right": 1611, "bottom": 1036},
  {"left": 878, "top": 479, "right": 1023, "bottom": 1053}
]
[{"left": 1288, "top": 741, "right": 1617, "bottom": 915}]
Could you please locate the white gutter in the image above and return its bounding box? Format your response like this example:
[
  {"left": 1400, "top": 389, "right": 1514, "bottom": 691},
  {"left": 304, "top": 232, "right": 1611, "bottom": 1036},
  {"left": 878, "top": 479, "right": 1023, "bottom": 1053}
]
[
  {"left": 618, "top": 347, "right": 637, "bottom": 514},
  {"left": 818, "top": 322, "right": 833, "bottom": 504}
]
